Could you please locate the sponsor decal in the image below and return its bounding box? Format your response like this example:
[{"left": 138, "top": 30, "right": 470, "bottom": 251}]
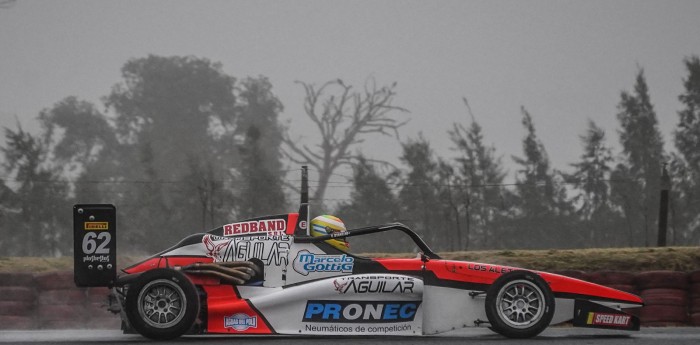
[
  {"left": 293, "top": 250, "right": 354, "bottom": 276},
  {"left": 203, "top": 234, "right": 291, "bottom": 266},
  {"left": 586, "top": 312, "right": 631, "bottom": 327},
  {"left": 303, "top": 300, "right": 420, "bottom": 323},
  {"left": 333, "top": 280, "right": 350, "bottom": 293},
  {"left": 305, "top": 324, "right": 353, "bottom": 332},
  {"left": 304, "top": 324, "right": 412, "bottom": 333},
  {"left": 464, "top": 263, "right": 514, "bottom": 274},
  {"left": 82, "top": 255, "right": 110, "bottom": 263},
  {"left": 84, "top": 222, "right": 109, "bottom": 230},
  {"left": 224, "top": 313, "right": 258, "bottom": 331},
  {"left": 333, "top": 276, "right": 415, "bottom": 294},
  {"left": 299, "top": 220, "right": 307, "bottom": 230},
  {"left": 330, "top": 231, "right": 350, "bottom": 238},
  {"left": 223, "top": 219, "right": 287, "bottom": 236}
]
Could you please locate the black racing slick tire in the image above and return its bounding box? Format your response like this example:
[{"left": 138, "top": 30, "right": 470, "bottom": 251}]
[
  {"left": 125, "top": 269, "right": 199, "bottom": 340},
  {"left": 485, "top": 270, "right": 555, "bottom": 339}
]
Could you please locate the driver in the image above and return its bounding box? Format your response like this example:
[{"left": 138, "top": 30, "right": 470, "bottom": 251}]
[{"left": 310, "top": 215, "right": 349, "bottom": 251}]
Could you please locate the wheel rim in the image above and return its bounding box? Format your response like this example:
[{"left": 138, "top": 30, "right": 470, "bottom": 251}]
[
  {"left": 137, "top": 279, "right": 187, "bottom": 329},
  {"left": 495, "top": 279, "right": 546, "bottom": 329}
]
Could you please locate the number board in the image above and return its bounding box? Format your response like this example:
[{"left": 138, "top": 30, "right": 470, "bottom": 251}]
[{"left": 73, "top": 204, "right": 116, "bottom": 287}]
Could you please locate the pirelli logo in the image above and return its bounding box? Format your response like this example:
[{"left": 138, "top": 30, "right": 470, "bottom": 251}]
[{"left": 84, "top": 222, "right": 109, "bottom": 231}]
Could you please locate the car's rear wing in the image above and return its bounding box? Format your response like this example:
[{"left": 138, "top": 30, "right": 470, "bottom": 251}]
[
  {"left": 293, "top": 165, "right": 310, "bottom": 237},
  {"left": 73, "top": 204, "right": 117, "bottom": 287},
  {"left": 72, "top": 166, "right": 307, "bottom": 287}
]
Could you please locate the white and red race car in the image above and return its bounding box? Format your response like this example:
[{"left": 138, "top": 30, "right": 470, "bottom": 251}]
[{"left": 73, "top": 167, "right": 643, "bottom": 340}]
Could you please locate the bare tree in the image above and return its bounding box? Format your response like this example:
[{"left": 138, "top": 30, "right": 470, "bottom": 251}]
[{"left": 283, "top": 78, "right": 407, "bottom": 202}]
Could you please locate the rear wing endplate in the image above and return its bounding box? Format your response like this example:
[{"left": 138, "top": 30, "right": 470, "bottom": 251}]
[
  {"left": 293, "top": 165, "right": 310, "bottom": 237},
  {"left": 73, "top": 204, "right": 117, "bottom": 287}
]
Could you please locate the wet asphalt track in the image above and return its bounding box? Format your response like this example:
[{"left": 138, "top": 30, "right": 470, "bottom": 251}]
[{"left": 2, "top": 328, "right": 700, "bottom": 345}]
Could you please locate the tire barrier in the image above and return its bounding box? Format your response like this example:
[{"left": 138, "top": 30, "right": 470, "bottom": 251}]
[
  {"left": 0, "top": 272, "right": 35, "bottom": 287},
  {"left": 0, "top": 269, "right": 699, "bottom": 329},
  {"left": 35, "top": 271, "right": 88, "bottom": 329},
  {"left": 692, "top": 313, "right": 700, "bottom": 327},
  {"left": 689, "top": 270, "right": 700, "bottom": 284},
  {"left": 0, "top": 316, "right": 34, "bottom": 329},
  {"left": 635, "top": 271, "right": 689, "bottom": 290},
  {"left": 0, "top": 273, "right": 35, "bottom": 330},
  {"left": 639, "top": 305, "right": 688, "bottom": 324},
  {"left": 588, "top": 271, "right": 636, "bottom": 286},
  {"left": 0, "top": 286, "right": 35, "bottom": 303},
  {"left": 632, "top": 271, "right": 689, "bottom": 326},
  {"left": 34, "top": 271, "right": 76, "bottom": 291},
  {"left": 692, "top": 297, "right": 700, "bottom": 314},
  {"left": 567, "top": 270, "right": 693, "bottom": 327},
  {"left": 691, "top": 270, "right": 700, "bottom": 326},
  {"left": 639, "top": 288, "right": 689, "bottom": 326},
  {"left": 588, "top": 270, "right": 639, "bottom": 295},
  {"left": 0, "top": 270, "right": 121, "bottom": 330},
  {"left": 551, "top": 270, "right": 590, "bottom": 281},
  {"left": 0, "top": 301, "right": 34, "bottom": 317},
  {"left": 607, "top": 284, "right": 638, "bottom": 294},
  {"left": 640, "top": 288, "right": 688, "bottom": 306}
]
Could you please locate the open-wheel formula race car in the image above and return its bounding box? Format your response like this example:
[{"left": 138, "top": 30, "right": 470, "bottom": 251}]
[{"left": 73, "top": 166, "right": 643, "bottom": 340}]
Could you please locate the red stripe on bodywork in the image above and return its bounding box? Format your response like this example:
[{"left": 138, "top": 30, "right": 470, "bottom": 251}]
[
  {"left": 203, "top": 285, "right": 273, "bottom": 334},
  {"left": 286, "top": 213, "right": 298, "bottom": 235},
  {"left": 428, "top": 260, "right": 515, "bottom": 285},
  {"left": 373, "top": 258, "right": 423, "bottom": 271},
  {"left": 123, "top": 256, "right": 213, "bottom": 274},
  {"left": 539, "top": 272, "right": 643, "bottom": 304},
  {"left": 386, "top": 259, "right": 642, "bottom": 305}
]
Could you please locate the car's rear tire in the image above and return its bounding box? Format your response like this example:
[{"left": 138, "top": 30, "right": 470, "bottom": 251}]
[
  {"left": 125, "top": 269, "right": 199, "bottom": 340},
  {"left": 485, "top": 270, "right": 555, "bottom": 338}
]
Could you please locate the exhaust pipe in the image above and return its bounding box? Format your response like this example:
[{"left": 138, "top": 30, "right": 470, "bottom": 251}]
[{"left": 182, "top": 261, "right": 262, "bottom": 285}]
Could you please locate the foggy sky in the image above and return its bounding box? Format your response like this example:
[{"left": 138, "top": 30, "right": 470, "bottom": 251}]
[{"left": 1, "top": 0, "right": 699, "bottom": 195}]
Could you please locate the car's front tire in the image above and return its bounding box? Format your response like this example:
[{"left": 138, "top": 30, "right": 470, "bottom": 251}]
[
  {"left": 485, "top": 270, "right": 555, "bottom": 338},
  {"left": 125, "top": 268, "right": 199, "bottom": 340}
]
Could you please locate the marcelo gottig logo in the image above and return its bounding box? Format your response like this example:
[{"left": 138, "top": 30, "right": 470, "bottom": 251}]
[
  {"left": 293, "top": 250, "right": 354, "bottom": 276},
  {"left": 224, "top": 313, "right": 258, "bottom": 331}
]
